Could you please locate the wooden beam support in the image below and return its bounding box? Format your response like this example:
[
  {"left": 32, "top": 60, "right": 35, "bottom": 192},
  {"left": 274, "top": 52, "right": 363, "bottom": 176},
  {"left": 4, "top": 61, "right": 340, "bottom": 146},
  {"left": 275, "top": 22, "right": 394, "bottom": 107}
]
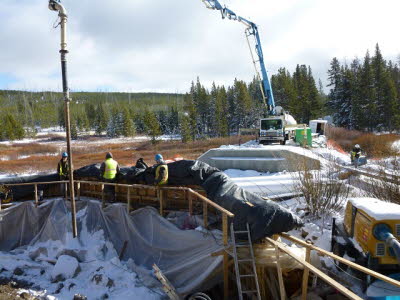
[
  {"left": 274, "top": 244, "right": 286, "bottom": 300},
  {"left": 77, "top": 182, "right": 81, "bottom": 201},
  {"left": 203, "top": 202, "right": 208, "bottom": 228},
  {"left": 34, "top": 184, "right": 38, "bottom": 207},
  {"left": 222, "top": 213, "right": 229, "bottom": 300},
  {"left": 281, "top": 233, "right": 400, "bottom": 289},
  {"left": 301, "top": 245, "right": 311, "bottom": 300},
  {"left": 101, "top": 184, "right": 105, "bottom": 209},
  {"left": 127, "top": 187, "right": 131, "bottom": 213},
  {"left": 267, "top": 237, "right": 362, "bottom": 300},
  {"left": 188, "top": 190, "right": 193, "bottom": 215},
  {"left": 159, "top": 188, "right": 164, "bottom": 216}
]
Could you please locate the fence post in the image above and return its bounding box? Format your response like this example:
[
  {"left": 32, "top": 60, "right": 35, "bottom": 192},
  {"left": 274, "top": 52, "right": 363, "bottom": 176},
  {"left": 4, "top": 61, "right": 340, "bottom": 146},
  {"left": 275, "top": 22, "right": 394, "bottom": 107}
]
[
  {"left": 301, "top": 244, "right": 312, "bottom": 300},
  {"left": 274, "top": 244, "right": 286, "bottom": 300},
  {"left": 127, "top": 187, "right": 131, "bottom": 213},
  {"left": 34, "top": 184, "right": 38, "bottom": 207},
  {"left": 101, "top": 184, "right": 105, "bottom": 208},
  {"left": 64, "top": 181, "right": 68, "bottom": 201},
  {"left": 159, "top": 188, "right": 164, "bottom": 216},
  {"left": 77, "top": 182, "right": 81, "bottom": 201},
  {"left": 203, "top": 202, "right": 208, "bottom": 228},
  {"left": 188, "top": 190, "right": 193, "bottom": 215},
  {"left": 222, "top": 213, "right": 229, "bottom": 300}
]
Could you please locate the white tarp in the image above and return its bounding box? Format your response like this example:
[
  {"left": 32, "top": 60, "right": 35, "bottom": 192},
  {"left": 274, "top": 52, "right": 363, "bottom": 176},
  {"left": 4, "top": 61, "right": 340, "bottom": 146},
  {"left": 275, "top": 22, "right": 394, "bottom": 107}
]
[{"left": 0, "top": 198, "right": 224, "bottom": 297}]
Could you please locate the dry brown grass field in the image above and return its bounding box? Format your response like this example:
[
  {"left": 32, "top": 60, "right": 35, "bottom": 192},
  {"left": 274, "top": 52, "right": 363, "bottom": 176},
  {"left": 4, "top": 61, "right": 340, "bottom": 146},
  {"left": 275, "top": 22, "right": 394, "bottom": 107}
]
[
  {"left": 0, "top": 135, "right": 254, "bottom": 174},
  {"left": 326, "top": 127, "right": 399, "bottom": 158}
]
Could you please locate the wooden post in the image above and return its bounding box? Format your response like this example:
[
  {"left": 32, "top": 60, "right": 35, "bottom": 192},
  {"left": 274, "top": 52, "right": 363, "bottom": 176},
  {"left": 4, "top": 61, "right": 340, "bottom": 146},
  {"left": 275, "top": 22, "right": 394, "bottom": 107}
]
[
  {"left": 188, "top": 190, "right": 193, "bottom": 215},
  {"left": 274, "top": 244, "right": 286, "bottom": 300},
  {"left": 127, "top": 187, "right": 131, "bottom": 213},
  {"left": 34, "top": 184, "right": 38, "bottom": 207},
  {"left": 101, "top": 184, "right": 105, "bottom": 208},
  {"left": 222, "top": 213, "right": 229, "bottom": 300},
  {"left": 77, "top": 182, "right": 81, "bottom": 201},
  {"left": 203, "top": 202, "right": 208, "bottom": 228},
  {"left": 301, "top": 245, "right": 312, "bottom": 300},
  {"left": 159, "top": 188, "right": 164, "bottom": 216},
  {"left": 64, "top": 181, "right": 68, "bottom": 201}
]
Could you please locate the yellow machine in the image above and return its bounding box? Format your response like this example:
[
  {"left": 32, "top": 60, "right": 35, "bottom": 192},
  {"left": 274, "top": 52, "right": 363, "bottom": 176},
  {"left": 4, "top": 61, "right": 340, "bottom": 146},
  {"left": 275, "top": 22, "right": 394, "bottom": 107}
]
[{"left": 332, "top": 198, "right": 400, "bottom": 289}]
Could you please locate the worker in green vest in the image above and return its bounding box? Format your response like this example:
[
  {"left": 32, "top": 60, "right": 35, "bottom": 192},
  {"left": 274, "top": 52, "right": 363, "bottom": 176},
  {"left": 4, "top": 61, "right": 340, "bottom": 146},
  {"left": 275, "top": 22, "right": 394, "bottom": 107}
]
[
  {"left": 154, "top": 154, "right": 168, "bottom": 185},
  {"left": 100, "top": 152, "right": 120, "bottom": 203},
  {"left": 57, "top": 152, "right": 69, "bottom": 197}
]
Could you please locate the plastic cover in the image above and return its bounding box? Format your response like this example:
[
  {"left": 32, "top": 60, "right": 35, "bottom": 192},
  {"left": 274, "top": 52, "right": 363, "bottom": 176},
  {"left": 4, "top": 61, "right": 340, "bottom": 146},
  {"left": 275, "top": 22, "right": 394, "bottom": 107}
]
[{"left": 0, "top": 199, "right": 223, "bottom": 295}]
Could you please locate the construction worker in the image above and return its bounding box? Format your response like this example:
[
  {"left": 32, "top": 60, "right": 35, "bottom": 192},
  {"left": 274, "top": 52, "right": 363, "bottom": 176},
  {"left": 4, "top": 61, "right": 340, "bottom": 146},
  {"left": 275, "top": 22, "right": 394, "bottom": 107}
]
[
  {"left": 351, "top": 144, "right": 362, "bottom": 168},
  {"left": 100, "top": 152, "right": 120, "bottom": 203},
  {"left": 154, "top": 154, "right": 168, "bottom": 185},
  {"left": 57, "top": 152, "right": 69, "bottom": 197}
]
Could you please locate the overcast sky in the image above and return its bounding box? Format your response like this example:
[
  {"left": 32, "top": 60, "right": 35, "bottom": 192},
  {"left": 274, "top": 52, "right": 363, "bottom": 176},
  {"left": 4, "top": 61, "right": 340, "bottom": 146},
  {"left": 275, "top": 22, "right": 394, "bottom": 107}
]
[{"left": 0, "top": 0, "right": 399, "bottom": 93}]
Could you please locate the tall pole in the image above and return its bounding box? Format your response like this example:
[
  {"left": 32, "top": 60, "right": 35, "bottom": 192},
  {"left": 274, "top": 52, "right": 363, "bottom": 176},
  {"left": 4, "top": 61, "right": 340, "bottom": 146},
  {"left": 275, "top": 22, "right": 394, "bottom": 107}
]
[{"left": 49, "top": 0, "right": 78, "bottom": 238}]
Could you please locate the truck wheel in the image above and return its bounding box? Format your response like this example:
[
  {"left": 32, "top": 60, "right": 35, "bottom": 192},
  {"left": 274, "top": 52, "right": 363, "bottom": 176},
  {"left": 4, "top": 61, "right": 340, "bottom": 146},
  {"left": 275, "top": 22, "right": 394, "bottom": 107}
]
[
  {"left": 280, "top": 140, "right": 286, "bottom": 145},
  {"left": 332, "top": 242, "right": 348, "bottom": 272}
]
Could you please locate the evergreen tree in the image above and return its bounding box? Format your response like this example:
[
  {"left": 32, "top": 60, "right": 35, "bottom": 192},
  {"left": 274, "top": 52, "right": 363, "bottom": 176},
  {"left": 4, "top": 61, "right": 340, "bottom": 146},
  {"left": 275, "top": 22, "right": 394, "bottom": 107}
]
[
  {"left": 0, "top": 114, "right": 25, "bottom": 141},
  {"left": 94, "top": 103, "right": 109, "bottom": 135},
  {"left": 215, "top": 86, "right": 229, "bottom": 136},
  {"left": 143, "top": 110, "right": 161, "bottom": 143},
  {"left": 121, "top": 107, "right": 135, "bottom": 137},
  {"left": 180, "top": 113, "right": 192, "bottom": 143}
]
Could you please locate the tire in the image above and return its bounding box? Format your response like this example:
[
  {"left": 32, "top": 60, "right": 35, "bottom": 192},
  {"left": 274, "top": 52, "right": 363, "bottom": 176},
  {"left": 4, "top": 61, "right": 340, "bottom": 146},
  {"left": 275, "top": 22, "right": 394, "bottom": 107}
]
[
  {"left": 280, "top": 140, "right": 286, "bottom": 145},
  {"left": 332, "top": 242, "right": 348, "bottom": 271}
]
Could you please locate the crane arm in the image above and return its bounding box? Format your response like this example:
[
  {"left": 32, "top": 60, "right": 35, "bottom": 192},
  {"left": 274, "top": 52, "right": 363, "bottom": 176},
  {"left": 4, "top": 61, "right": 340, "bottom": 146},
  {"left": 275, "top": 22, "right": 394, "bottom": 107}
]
[{"left": 201, "top": 0, "right": 275, "bottom": 114}]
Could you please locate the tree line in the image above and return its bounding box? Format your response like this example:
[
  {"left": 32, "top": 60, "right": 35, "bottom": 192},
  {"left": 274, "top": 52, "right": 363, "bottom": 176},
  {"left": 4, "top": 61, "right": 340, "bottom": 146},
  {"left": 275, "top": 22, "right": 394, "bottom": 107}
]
[
  {"left": 1, "top": 44, "right": 398, "bottom": 142},
  {"left": 327, "top": 44, "right": 400, "bottom": 132}
]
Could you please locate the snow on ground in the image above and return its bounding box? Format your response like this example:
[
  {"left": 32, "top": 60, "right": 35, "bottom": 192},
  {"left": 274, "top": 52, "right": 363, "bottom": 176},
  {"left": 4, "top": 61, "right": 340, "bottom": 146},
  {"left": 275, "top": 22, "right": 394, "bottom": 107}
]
[
  {"left": 392, "top": 139, "right": 400, "bottom": 152},
  {"left": 0, "top": 204, "right": 161, "bottom": 300},
  {"left": 224, "top": 169, "right": 297, "bottom": 197}
]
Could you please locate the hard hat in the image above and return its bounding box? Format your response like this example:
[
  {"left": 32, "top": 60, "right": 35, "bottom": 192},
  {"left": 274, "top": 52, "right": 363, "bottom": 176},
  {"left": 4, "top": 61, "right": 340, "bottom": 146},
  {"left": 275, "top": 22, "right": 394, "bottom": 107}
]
[
  {"left": 155, "top": 154, "right": 163, "bottom": 162},
  {"left": 62, "top": 152, "right": 68, "bottom": 158},
  {"left": 106, "top": 152, "right": 113, "bottom": 159},
  {"left": 355, "top": 144, "right": 360, "bottom": 148}
]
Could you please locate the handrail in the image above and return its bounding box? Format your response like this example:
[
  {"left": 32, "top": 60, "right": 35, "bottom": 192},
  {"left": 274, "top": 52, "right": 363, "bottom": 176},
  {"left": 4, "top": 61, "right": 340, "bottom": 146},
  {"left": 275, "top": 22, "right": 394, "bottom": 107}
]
[
  {"left": 280, "top": 233, "right": 400, "bottom": 289},
  {"left": 266, "top": 237, "right": 363, "bottom": 300},
  {"left": 187, "top": 188, "right": 235, "bottom": 218},
  {"left": 5, "top": 181, "right": 69, "bottom": 186}
]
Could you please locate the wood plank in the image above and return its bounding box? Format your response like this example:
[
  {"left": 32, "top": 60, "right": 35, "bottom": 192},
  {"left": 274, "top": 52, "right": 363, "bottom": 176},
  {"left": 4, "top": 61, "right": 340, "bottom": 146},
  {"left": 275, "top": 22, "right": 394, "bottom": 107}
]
[
  {"left": 127, "top": 188, "right": 131, "bottom": 213},
  {"left": 223, "top": 213, "right": 229, "bottom": 300},
  {"left": 267, "top": 238, "right": 362, "bottom": 300},
  {"left": 301, "top": 246, "right": 311, "bottom": 300},
  {"left": 34, "top": 184, "right": 38, "bottom": 207},
  {"left": 274, "top": 244, "right": 286, "bottom": 300},
  {"left": 189, "top": 189, "right": 234, "bottom": 217},
  {"left": 203, "top": 202, "right": 208, "bottom": 228},
  {"left": 281, "top": 233, "right": 400, "bottom": 288}
]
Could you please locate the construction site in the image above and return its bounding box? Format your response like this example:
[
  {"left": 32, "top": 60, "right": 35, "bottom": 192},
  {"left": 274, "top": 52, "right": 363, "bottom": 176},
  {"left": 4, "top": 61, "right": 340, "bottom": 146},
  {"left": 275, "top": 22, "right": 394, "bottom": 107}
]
[{"left": 1, "top": 1, "right": 400, "bottom": 300}]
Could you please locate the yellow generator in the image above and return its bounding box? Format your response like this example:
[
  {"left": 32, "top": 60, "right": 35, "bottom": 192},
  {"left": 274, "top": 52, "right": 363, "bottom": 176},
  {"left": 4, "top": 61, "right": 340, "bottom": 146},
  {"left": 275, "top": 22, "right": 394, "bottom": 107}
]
[{"left": 331, "top": 198, "right": 400, "bottom": 289}]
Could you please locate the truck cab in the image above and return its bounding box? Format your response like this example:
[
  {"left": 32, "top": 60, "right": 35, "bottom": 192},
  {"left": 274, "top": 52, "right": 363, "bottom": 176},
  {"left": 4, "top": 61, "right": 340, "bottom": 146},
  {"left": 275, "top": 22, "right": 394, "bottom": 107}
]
[
  {"left": 259, "top": 117, "right": 285, "bottom": 145},
  {"left": 259, "top": 108, "right": 297, "bottom": 145}
]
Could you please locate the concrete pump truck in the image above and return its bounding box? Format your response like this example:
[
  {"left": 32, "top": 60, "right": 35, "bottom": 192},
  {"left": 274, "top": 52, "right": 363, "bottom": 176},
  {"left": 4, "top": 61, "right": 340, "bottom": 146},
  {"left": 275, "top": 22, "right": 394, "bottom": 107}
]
[{"left": 201, "top": 0, "right": 298, "bottom": 145}]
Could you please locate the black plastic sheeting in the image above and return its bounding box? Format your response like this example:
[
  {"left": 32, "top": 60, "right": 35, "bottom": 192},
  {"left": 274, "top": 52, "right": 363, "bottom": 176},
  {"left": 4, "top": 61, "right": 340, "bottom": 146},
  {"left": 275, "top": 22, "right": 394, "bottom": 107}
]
[
  {"left": 0, "top": 159, "right": 302, "bottom": 240},
  {"left": 0, "top": 173, "right": 59, "bottom": 200}
]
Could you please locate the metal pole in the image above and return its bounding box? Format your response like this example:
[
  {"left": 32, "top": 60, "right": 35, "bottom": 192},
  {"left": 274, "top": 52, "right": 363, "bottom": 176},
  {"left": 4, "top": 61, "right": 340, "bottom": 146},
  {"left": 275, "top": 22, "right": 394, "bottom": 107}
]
[{"left": 49, "top": 0, "right": 78, "bottom": 238}]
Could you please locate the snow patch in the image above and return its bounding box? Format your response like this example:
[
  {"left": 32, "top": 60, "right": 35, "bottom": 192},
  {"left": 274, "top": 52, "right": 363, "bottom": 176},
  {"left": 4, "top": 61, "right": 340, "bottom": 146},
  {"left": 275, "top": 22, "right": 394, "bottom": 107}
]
[{"left": 349, "top": 198, "right": 400, "bottom": 221}]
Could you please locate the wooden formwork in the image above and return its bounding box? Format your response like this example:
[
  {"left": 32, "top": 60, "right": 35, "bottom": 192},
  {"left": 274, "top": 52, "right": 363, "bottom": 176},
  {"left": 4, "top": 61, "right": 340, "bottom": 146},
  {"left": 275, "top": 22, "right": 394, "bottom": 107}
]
[{"left": 4, "top": 180, "right": 400, "bottom": 300}]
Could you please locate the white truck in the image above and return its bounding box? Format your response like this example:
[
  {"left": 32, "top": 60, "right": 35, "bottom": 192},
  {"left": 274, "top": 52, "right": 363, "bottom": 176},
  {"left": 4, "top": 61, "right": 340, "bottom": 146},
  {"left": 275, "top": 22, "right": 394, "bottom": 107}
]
[{"left": 258, "top": 107, "right": 298, "bottom": 145}]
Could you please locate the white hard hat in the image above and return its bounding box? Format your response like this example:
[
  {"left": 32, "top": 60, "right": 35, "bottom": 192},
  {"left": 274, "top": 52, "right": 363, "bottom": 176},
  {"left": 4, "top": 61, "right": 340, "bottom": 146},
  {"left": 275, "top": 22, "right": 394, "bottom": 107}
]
[{"left": 355, "top": 144, "right": 360, "bottom": 148}]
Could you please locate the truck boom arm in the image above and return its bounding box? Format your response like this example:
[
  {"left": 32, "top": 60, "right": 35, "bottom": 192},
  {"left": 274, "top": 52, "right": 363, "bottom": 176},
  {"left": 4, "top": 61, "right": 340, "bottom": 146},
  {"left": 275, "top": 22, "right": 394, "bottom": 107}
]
[{"left": 202, "top": 0, "right": 275, "bottom": 114}]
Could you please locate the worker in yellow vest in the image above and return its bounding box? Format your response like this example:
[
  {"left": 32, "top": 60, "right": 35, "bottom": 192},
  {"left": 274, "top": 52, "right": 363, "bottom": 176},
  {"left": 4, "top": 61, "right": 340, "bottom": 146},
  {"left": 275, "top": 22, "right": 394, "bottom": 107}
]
[
  {"left": 154, "top": 154, "right": 168, "bottom": 185},
  {"left": 100, "top": 152, "right": 120, "bottom": 203},
  {"left": 57, "top": 152, "right": 69, "bottom": 197}
]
